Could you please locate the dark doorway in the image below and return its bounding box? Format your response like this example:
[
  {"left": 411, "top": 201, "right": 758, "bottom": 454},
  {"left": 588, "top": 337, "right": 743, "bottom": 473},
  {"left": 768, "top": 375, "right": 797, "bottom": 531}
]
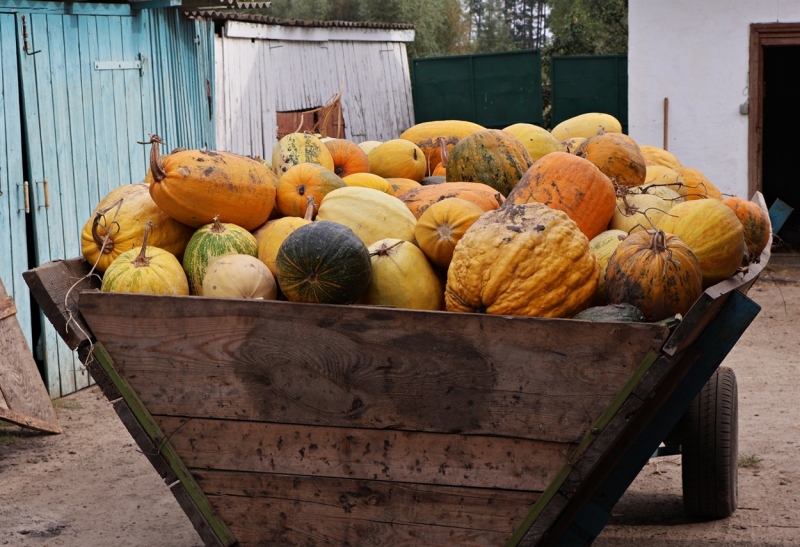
[{"left": 762, "top": 46, "right": 800, "bottom": 246}]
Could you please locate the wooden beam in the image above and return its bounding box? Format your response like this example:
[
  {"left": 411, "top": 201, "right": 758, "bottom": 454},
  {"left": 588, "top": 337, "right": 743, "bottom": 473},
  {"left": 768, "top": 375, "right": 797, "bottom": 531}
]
[{"left": 0, "top": 296, "right": 17, "bottom": 321}]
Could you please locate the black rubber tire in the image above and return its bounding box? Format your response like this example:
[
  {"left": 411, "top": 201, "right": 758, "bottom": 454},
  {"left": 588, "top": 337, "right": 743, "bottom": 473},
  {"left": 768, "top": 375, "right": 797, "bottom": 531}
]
[{"left": 681, "top": 366, "right": 739, "bottom": 519}]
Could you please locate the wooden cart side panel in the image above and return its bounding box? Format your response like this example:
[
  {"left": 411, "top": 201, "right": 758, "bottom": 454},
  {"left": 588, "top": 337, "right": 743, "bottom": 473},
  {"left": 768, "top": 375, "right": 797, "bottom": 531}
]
[
  {"left": 22, "top": 257, "right": 98, "bottom": 351},
  {"left": 197, "top": 470, "right": 539, "bottom": 543},
  {"left": 79, "top": 291, "right": 669, "bottom": 444},
  {"left": 541, "top": 290, "right": 762, "bottom": 547}
]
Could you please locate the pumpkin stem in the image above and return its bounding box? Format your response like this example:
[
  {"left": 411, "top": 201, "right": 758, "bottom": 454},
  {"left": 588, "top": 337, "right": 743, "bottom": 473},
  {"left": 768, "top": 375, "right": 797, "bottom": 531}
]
[
  {"left": 369, "top": 239, "right": 404, "bottom": 257},
  {"left": 437, "top": 137, "right": 449, "bottom": 168},
  {"left": 304, "top": 195, "right": 316, "bottom": 221},
  {"left": 210, "top": 215, "right": 227, "bottom": 234},
  {"left": 146, "top": 135, "right": 167, "bottom": 183},
  {"left": 170, "top": 147, "right": 187, "bottom": 154},
  {"left": 91, "top": 198, "right": 124, "bottom": 255},
  {"left": 132, "top": 221, "right": 154, "bottom": 268}
]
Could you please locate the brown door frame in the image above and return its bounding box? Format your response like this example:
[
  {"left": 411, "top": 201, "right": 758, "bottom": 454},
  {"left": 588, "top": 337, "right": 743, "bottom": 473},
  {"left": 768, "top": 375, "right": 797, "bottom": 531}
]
[{"left": 749, "top": 23, "right": 800, "bottom": 196}]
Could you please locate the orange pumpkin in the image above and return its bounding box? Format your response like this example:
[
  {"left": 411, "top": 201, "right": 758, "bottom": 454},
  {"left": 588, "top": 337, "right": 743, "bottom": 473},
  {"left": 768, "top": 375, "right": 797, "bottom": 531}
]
[
  {"left": 397, "top": 182, "right": 504, "bottom": 219},
  {"left": 605, "top": 229, "right": 703, "bottom": 321},
  {"left": 675, "top": 167, "right": 724, "bottom": 201},
  {"left": 324, "top": 139, "right": 370, "bottom": 178},
  {"left": 276, "top": 163, "right": 345, "bottom": 218},
  {"left": 574, "top": 132, "right": 647, "bottom": 187},
  {"left": 506, "top": 152, "right": 616, "bottom": 240},
  {"left": 723, "top": 197, "right": 771, "bottom": 258},
  {"left": 415, "top": 198, "right": 485, "bottom": 269},
  {"left": 656, "top": 199, "right": 745, "bottom": 288}
]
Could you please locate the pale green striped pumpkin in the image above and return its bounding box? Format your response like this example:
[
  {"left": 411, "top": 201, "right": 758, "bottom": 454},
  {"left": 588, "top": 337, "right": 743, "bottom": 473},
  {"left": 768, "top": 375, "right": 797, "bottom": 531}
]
[{"left": 182, "top": 217, "right": 258, "bottom": 295}]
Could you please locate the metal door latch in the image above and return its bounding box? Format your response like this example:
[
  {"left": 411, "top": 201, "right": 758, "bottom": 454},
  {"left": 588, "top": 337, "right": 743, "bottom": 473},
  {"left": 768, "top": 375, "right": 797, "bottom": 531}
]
[{"left": 21, "top": 15, "right": 41, "bottom": 55}]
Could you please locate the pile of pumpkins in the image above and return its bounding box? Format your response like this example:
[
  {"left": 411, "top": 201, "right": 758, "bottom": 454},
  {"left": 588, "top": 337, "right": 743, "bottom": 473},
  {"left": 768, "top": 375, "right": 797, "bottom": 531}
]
[{"left": 80, "top": 113, "right": 771, "bottom": 323}]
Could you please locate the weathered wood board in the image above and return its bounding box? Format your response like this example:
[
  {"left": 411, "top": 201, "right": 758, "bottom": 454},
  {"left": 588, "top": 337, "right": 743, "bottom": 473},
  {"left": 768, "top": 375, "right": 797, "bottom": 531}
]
[{"left": 0, "top": 277, "right": 61, "bottom": 433}]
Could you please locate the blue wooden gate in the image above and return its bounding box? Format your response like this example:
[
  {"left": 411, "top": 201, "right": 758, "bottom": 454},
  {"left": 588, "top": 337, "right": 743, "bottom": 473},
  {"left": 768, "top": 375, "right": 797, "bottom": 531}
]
[{"left": 1, "top": 2, "right": 215, "bottom": 397}]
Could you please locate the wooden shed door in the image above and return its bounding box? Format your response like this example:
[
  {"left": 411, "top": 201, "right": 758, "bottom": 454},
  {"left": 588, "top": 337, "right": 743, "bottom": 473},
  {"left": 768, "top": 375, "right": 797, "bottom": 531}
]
[
  {"left": 16, "top": 12, "right": 153, "bottom": 397},
  {"left": 0, "top": 14, "right": 32, "bottom": 351}
]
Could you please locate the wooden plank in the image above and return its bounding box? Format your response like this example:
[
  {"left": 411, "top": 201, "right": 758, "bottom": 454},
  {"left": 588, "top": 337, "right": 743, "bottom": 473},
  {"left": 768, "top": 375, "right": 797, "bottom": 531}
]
[
  {"left": 0, "top": 278, "right": 61, "bottom": 432},
  {"left": 79, "top": 292, "right": 669, "bottom": 443},
  {"left": 77, "top": 344, "right": 120, "bottom": 401},
  {"left": 22, "top": 257, "right": 98, "bottom": 351},
  {"left": 112, "top": 399, "right": 177, "bottom": 484},
  {"left": 0, "top": 296, "right": 16, "bottom": 320},
  {"left": 157, "top": 416, "right": 571, "bottom": 492},
  {"left": 170, "top": 481, "right": 227, "bottom": 547}
]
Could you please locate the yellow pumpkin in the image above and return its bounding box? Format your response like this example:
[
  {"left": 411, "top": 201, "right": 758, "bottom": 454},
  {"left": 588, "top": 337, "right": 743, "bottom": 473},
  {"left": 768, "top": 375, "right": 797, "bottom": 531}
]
[
  {"left": 202, "top": 254, "right": 277, "bottom": 300},
  {"left": 81, "top": 183, "right": 194, "bottom": 273},
  {"left": 257, "top": 196, "right": 315, "bottom": 277},
  {"left": 317, "top": 187, "right": 417, "bottom": 246},
  {"left": 644, "top": 165, "right": 685, "bottom": 195},
  {"left": 342, "top": 172, "right": 392, "bottom": 193},
  {"left": 368, "top": 139, "right": 427, "bottom": 181},
  {"left": 628, "top": 184, "right": 683, "bottom": 203},
  {"left": 610, "top": 192, "right": 677, "bottom": 234},
  {"left": 675, "top": 167, "right": 724, "bottom": 201},
  {"left": 415, "top": 198, "right": 485, "bottom": 269},
  {"left": 561, "top": 137, "right": 586, "bottom": 153},
  {"left": 639, "top": 145, "right": 682, "bottom": 170},
  {"left": 445, "top": 203, "right": 598, "bottom": 317},
  {"left": 656, "top": 199, "right": 745, "bottom": 288},
  {"left": 271, "top": 132, "right": 335, "bottom": 176},
  {"left": 363, "top": 239, "right": 443, "bottom": 311},
  {"left": 503, "top": 123, "right": 563, "bottom": 162},
  {"left": 100, "top": 222, "right": 189, "bottom": 295},
  {"left": 589, "top": 229, "right": 628, "bottom": 305},
  {"left": 551, "top": 113, "right": 622, "bottom": 141},
  {"left": 386, "top": 178, "right": 422, "bottom": 197}
]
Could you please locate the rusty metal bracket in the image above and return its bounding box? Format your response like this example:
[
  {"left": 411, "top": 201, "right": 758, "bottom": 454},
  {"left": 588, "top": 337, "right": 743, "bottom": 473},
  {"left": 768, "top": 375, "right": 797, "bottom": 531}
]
[{"left": 21, "top": 16, "right": 41, "bottom": 56}]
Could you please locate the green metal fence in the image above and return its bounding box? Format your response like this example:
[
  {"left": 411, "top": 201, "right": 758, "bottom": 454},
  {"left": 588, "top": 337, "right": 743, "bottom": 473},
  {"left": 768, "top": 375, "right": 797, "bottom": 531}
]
[
  {"left": 410, "top": 50, "right": 542, "bottom": 128},
  {"left": 551, "top": 55, "right": 628, "bottom": 133}
]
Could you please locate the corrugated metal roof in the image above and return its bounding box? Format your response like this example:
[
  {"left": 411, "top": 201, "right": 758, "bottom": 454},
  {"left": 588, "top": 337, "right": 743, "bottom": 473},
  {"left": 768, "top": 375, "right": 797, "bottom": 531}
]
[{"left": 184, "top": 11, "right": 415, "bottom": 30}]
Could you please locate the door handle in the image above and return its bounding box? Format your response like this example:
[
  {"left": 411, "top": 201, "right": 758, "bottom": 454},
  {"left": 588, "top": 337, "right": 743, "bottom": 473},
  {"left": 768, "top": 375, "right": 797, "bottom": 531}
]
[
  {"left": 37, "top": 178, "right": 50, "bottom": 210},
  {"left": 18, "top": 182, "right": 29, "bottom": 213}
]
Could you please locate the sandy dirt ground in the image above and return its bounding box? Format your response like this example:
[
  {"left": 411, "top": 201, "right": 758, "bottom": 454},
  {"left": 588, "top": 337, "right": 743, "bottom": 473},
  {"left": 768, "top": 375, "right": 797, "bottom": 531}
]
[{"left": 0, "top": 254, "right": 798, "bottom": 547}]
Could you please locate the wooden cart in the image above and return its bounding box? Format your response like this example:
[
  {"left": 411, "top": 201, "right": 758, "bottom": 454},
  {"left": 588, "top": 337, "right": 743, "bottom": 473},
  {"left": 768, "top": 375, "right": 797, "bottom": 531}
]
[{"left": 24, "top": 194, "right": 781, "bottom": 546}]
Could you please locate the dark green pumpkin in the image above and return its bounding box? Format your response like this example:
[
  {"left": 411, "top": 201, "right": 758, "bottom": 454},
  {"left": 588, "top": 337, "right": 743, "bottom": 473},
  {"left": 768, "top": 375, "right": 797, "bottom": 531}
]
[
  {"left": 420, "top": 175, "right": 446, "bottom": 186},
  {"left": 573, "top": 303, "right": 645, "bottom": 322},
  {"left": 276, "top": 221, "right": 372, "bottom": 304},
  {"left": 446, "top": 129, "right": 533, "bottom": 196}
]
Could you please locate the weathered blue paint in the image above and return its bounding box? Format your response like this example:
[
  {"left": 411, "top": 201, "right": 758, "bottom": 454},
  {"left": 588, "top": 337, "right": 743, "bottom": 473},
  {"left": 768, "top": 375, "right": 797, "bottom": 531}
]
[
  {"left": 3, "top": 4, "right": 215, "bottom": 396},
  {"left": 769, "top": 198, "right": 793, "bottom": 235},
  {"left": 130, "top": 0, "right": 181, "bottom": 10},
  {"left": 0, "top": 14, "right": 32, "bottom": 350},
  {"left": 556, "top": 290, "right": 761, "bottom": 546}
]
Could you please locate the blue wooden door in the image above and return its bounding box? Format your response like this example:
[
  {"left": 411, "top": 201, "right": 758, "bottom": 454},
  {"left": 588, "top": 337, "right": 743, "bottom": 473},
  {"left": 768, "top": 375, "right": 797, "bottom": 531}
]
[
  {"left": 0, "top": 13, "right": 32, "bottom": 349},
  {"left": 17, "top": 11, "right": 153, "bottom": 397}
]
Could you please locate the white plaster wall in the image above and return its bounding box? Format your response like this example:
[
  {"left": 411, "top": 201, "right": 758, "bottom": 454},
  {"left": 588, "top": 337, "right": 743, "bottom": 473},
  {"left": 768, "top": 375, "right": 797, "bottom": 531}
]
[{"left": 628, "top": 0, "right": 800, "bottom": 198}]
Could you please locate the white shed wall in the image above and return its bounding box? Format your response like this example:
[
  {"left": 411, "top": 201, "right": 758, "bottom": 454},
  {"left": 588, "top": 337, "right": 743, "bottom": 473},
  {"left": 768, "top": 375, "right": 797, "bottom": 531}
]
[
  {"left": 628, "top": 0, "right": 800, "bottom": 198},
  {"left": 215, "top": 23, "right": 415, "bottom": 158}
]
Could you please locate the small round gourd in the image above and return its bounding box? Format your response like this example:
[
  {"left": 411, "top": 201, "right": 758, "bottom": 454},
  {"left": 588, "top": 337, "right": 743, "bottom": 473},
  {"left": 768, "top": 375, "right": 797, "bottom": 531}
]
[
  {"left": 276, "top": 221, "right": 372, "bottom": 304},
  {"left": 364, "top": 239, "right": 443, "bottom": 310},
  {"left": 202, "top": 254, "right": 277, "bottom": 300},
  {"left": 101, "top": 222, "right": 189, "bottom": 295},
  {"left": 324, "top": 138, "right": 370, "bottom": 178},
  {"left": 415, "top": 198, "right": 485, "bottom": 269},
  {"left": 276, "top": 163, "right": 345, "bottom": 218},
  {"left": 271, "top": 133, "right": 334, "bottom": 175},
  {"left": 183, "top": 217, "right": 258, "bottom": 295}
]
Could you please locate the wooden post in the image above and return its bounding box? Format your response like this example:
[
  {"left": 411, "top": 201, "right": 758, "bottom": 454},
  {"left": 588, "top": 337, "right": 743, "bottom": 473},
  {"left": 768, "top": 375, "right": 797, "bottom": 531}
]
[{"left": 663, "top": 97, "right": 669, "bottom": 150}]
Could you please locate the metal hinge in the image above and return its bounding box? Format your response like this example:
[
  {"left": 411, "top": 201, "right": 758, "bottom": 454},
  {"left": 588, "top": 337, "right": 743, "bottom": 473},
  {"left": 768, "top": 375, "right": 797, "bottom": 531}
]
[{"left": 94, "top": 60, "right": 142, "bottom": 71}]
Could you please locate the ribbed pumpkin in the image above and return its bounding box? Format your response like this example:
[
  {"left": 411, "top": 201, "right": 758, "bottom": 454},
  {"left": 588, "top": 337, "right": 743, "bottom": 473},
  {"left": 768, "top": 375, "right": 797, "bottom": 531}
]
[
  {"left": 363, "top": 239, "right": 444, "bottom": 310},
  {"left": 675, "top": 167, "right": 724, "bottom": 201},
  {"left": 271, "top": 132, "right": 335, "bottom": 176},
  {"left": 503, "top": 123, "right": 564, "bottom": 162},
  {"left": 656, "top": 200, "right": 745, "bottom": 288},
  {"left": 610, "top": 192, "right": 676, "bottom": 234},
  {"left": 358, "top": 141, "right": 382, "bottom": 155},
  {"left": 277, "top": 163, "right": 345, "bottom": 218},
  {"left": 551, "top": 113, "right": 622, "bottom": 141},
  {"left": 324, "top": 139, "right": 370, "bottom": 178},
  {"left": 446, "top": 129, "right": 533, "bottom": 196},
  {"left": 399, "top": 120, "right": 485, "bottom": 175},
  {"left": 589, "top": 229, "right": 628, "bottom": 305},
  {"left": 386, "top": 178, "right": 422, "bottom": 197},
  {"left": 317, "top": 187, "right": 417, "bottom": 246},
  {"left": 446, "top": 203, "right": 598, "bottom": 317},
  {"left": 506, "top": 152, "right": 616, "bottom": 240},
  {"left": 574, "top": 132, "right": 647, "bottom": 187},
  {"left": 724, "top": 197, "right": 771, "bottom": 258},
  {"left": 183, "top": 217, "right": 259, "bottom": 295},
  {"left": 81, "top": 184, "right": 194, "bottom": 273},
  {"left": 561, "top": 137, "right": 586, "bottom": 153},
  {"left": 415, "top": 198, "right": 485, "bottom": 269},
  {"left": 202, "top": 254, "right": 277, "bottom": 300},
  {"left": 258, "top": 196, "right": 315, "bottom": 276},
  {"left": 605, "top": 230, "right": 702, "bottom": 321},
  {"left": 276, "top": 221, "right": 372, "bottom": 304},
  {"left": 368, "top": 139, "right": 427, "bottom": 181},
  {"left": 342, "top": 172, "right": 392, "bottom": 193},
  {"left": 397, "top": 182, "right": 504, "bottom": 219},
  {"left": 147, "top": 138, "right": 276, "bottom": 231},
  {"left": 639, "top": 145, "right": 682, "bottom": 170},
  {"left": 101, "top": 222, "right": 189, "bottom": 295}
]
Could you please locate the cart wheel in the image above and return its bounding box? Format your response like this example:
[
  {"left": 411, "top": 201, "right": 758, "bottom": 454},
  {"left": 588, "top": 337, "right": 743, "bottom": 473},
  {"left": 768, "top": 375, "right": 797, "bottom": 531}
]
[{"left": 681, "top": 366, "right": 738, "bottom": 519}]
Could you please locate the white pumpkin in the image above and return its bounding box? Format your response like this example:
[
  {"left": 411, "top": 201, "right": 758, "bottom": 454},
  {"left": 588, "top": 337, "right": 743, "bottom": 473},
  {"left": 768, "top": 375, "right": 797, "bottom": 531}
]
[{"left": 202, "top": 254, "right": 277, "bottom": 300}]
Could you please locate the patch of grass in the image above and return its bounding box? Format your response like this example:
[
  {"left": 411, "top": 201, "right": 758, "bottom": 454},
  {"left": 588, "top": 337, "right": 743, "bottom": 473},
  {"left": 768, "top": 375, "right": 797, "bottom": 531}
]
[
  {"left": 738, "top": 454, "right": 763, "bottom": 469},
  {"left": 52, "top": 398, "right": 83, "bottom": 411},
  {"left": 0, "top": 429, "right": 21, "bottom": 446}
]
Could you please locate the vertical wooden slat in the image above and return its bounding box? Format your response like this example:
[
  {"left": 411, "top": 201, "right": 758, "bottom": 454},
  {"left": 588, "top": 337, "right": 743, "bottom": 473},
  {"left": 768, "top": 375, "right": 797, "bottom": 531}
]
[
  {"left": 107, "top": 16, "right": 131, "bottom": 178},
  {"left": 214, "top": 33, "right": 225, "bottom": 150},
  {"left": 93, "top": 16, "right": 118, "bottom": 200},
  {"left": 120, "top": 15, "right": 146, "bottom": 181},
  {"left": 138, "top": 10, "right": 156, "bottom": 152},
  {"left": 76, "top": 17, "right": 101, "bottom": 214}
]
